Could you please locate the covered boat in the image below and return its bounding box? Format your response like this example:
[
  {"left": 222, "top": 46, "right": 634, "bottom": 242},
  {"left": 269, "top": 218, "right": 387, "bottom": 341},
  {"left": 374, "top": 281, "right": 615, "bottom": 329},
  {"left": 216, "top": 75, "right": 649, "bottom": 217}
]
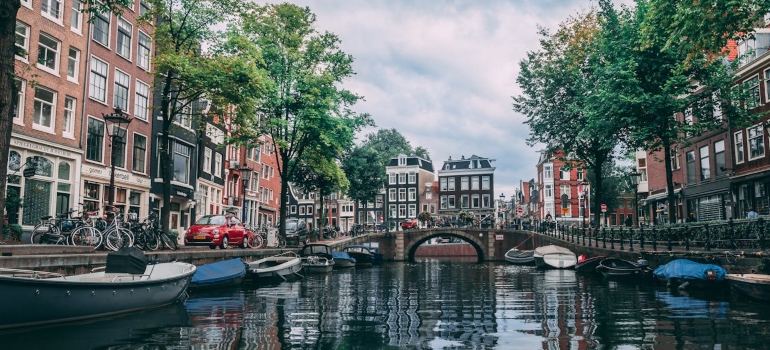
[
  {"left": 331, "top": 251, "right": 356, "bottom": 269},
  {"left": 726, "top": 274, "right": 770, "bottom": 301},
  {"left": 504, "top": 248, "right": 535, "bottom": 265},
  {"left": 653, "top": 259, "right": 727, "bottom": 290},
  {"left": 362, "top": 242, "right": 384, "bottom": 264},
  {"left": 0, "top": 247, "right": 195, "bottom": 329},
  {"left": 300, "top": 244, "right": 335, "bottom": 274},
  {"left": 595, "top": 258, "right": 650, "bottom": 280},
  {"left": 246, "top": 252, "right": 304, "bottom": 284},
  {"left": 574, "top": 255, "right": 607, "bottom": 273},
  {"left": 189, "top": 258, "right": 247, "bottom": 290},
  {"left": 343, "top": 246, "right": 375, "bottom": 267},
  {"left": 533, "top": 245, "right": 577, "bottom": 269}
]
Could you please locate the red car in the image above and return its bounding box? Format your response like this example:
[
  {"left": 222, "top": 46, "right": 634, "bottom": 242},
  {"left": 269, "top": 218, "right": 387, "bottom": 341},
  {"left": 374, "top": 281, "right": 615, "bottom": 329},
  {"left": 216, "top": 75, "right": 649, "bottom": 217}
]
[{"left": 184, "top": 214, "right": 247, "bottom": 249}]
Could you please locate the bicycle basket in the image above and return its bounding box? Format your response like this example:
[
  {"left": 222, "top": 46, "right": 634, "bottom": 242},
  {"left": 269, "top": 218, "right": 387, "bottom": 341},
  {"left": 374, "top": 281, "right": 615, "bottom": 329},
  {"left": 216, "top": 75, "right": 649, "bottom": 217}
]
[{"left": 61, "top": 221, "right": 74, "bottom": 232}]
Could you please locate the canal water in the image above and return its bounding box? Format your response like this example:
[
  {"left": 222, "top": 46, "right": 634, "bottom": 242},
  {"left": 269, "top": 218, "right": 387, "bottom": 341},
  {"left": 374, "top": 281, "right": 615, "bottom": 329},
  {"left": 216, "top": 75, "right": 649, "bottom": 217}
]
[{"left": 6, "top": 259, "right": 770, "bottom": 349}]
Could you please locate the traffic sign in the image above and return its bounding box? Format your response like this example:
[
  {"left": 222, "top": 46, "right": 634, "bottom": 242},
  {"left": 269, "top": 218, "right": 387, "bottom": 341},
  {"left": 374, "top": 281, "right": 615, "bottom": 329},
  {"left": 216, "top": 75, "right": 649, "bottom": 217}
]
[
  {"left": 516, "top": 207, "right": 523, "bottom": 214},
  {"left": 601, "top": 203, "right": 607, "bottom": 212}
]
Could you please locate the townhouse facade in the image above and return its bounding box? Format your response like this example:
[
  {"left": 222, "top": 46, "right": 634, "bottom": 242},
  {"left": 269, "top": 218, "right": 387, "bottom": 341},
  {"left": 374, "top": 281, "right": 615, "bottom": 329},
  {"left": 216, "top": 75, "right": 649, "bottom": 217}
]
[
  {"left": 437, "top": 155, "right": 493, "bottom": 224},
  {"left": 535, "top": 152, "right": 589, "bottom": 226},
  {"left": 386, "top": 154, "right": 435, "bottom": 228}
]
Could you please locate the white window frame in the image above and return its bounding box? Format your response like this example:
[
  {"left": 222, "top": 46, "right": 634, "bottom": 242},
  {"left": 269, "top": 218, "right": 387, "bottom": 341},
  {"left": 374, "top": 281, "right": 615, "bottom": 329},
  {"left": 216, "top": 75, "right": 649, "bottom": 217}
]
[
  {"left": 748, "top": 124, "right": 765, "bottom": 161},
  {"left": 67, "top": 47, "right": 80, "bottom": 83},
  {"left": 116, "top": 17, "right": 133, "bottom": 60},
  {"left": 461, "top": 176, "right": 469, "bottom": 190},
  {"left": 21, "top": 0, "right": 31, "bottom": 9},
  {"left": 408, "top": 172, "right": 416, "bottom": 184},
  {"left": 62, "top": 96, "right": 75, "bottom": 138},
  {"left": 92, "top": 11, "right": 110, "bottom": 48},
  {"left": 544, "top": 165, "right": 552, "bottom": 179},
  {"left": 440, "top": 196, "right": 447, "bottom": 209},
  {"left": 214, "top": 153, "right": 222, "bottom": 178},
  {"left": 137, "top": 30, "right": 151, "bottom": 70},
  {"left": 113, "top": 69, "right": 130, "bottom": 112},
  {"left": 37, "top": 33, "right": 61, "bottom": 76},
  {"left": 89, "top": 56, "right": 108, "bottom": 104},
  {"left": 481, "top": 176, "right": 490, "bottom": 190},
  {"left": 448, "top": 178, "right": 455, "bottom": 191},
  {"left": 389, "top": 173, "right": 397, "bottom": 185},
  {"left": 408, "top": 188, "right": 416, "bottom": 201},
  {"left": 482, "top": 194, "right": 490, "bottom": 208},
  {"left": 134, "top": 80, "right": 149, "bottom": 120},
  {"left": 440, "top": 178, "right": 447, "bottom": 191},
  {"left": 41, "top": 0, "right": 63, "bottom": 23},
  {"left": 560, "top": 185, "right": 571, "bottom": 199},
  {"left": 32, "top": 86, "right": 56, "bottom": 133},
  {"left": 398, "top": 172, "right": 406, "bottom": 184},
  {"left": 13, "top": 79, "right": 25, "bottom": 125},
  {"left": 471, "top": 176, "right": 479, "bottom": 190},
  {"left": 15, "top": 21, "right": 30, "bottom": 62},
  {"left": 132, "top": 132, "right": 147, "bottom": 174},
  {"left": 735, "top": 130, "right": 745, "bottom": 164},
  {"left": 746, "top": 75, "right": 761, "bottom": 109},
  {"left": 398, "top": 188, "right": 406, "bottom": 201},
  {"left": 203, "top": 148, "right": 212, "bottom": 174},
  {"left": 71, "top": 1, "right": 83, "bottom": 33}
]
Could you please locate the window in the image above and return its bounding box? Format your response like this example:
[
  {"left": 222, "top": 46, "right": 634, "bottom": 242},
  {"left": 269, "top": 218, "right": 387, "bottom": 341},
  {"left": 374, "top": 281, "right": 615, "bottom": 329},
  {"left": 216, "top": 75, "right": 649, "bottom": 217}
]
[
  {"left": 389, "top": 204, "right": 397, "bottom": 218},
  {"left": 482, "top": 176, "right": 490, "bottom": 190},
  {"left": 89, "top": 57, "right": 108, "bottom": 103},
  {"left": 461, "top": 177, "right": 469, "bottom": 190},
  {"left": 748, "top": 124, "right": 765, "bottom": 160},
  {"left": 86, "top": 118, "right": 105, "bottom": 162},
  {"left": 114, "top": 70, "right": 130, "bottom": 111},
  {"left": 112, "top": 125, "right": 127, "bottom": 169},
  {"left": 33, "top": 86, "right": 56, "bottom": 132},
  {"left": 71, "top": 1, "right": 83, "bottom": 32},
  {"left": 408, "top": 172, "right": 416, "bottom": 184},
  {"left": 12, "top": 79, "right": 25, "bottom": 122},
  {"left": 686, "top": 151, "right": 696, "bottom": 184},
  {"left": 670, "top": 148, "right": 680, "bottom": 170},
  {"left": 140, "top": 0, "right": 152, "bottom": 15},
  {"left": 544, "top": 185, "right": 553, "bottom": 198},
  {"left": 214, "top": 153, "right": 222, "bottom": 178},
  {"left": 203, "top": 148, "right": 211, "bottom": 174},
  {"left": 92, "top": 12, "right": 110, "bottom": 47},
  {"left": 41, "top": 0, "right": 62, "bottom": 21},
  {"left": 174, "top": 103, "right": 192, "bottom": 129},
  {"left": 132, "top": 134, "right": 146, "bottom": 173},
  {"left": 37, "top": 33, "right": 60, "bottom": 73},
  {"left": 560, "top": 168, "right": 570, "bottom": 180},
  {"left": 544, "top": 165, "right": 552, "bottom": 179},
  {"left": 699, "top": 146, "right": 710, "bottom": 181},
  {"left": 137, "top": 31, "right": 151, "bottom": 70},
  {"left": 472, "top": 194, "right": 479, "bottom": 208},
  {"left": 408, "top": 204, "right": 416, "bottom": 218},
  {"left": 746, "top": 75, "right": 761, "bottom": 109},
  {"left": 440, "top": 196, "right": 447, "bottom": 209},
  {"left": 134, "top": 80, "right": 149, "bottom": 120},
  {"left": 15, "top": 21, "right": 29, "bottom": 61},
  {"left": 577, "top": 169, "right": 584, "bottom": 181},
  {"left": 389, "top": 173, "right": 397, "bottom": 185},
  {"left": 440, "top": 178, "right": 447, "bottom": 191},
  {"left": 66, "top": 47, "right": 80, "bottom": 82},
  {"left": 735, "top": 131, "right": 745, "bottom": 164},
  {"left": 116, "top": 18, "right": 133, "bottom": 59},
  {"left": 448, "top": 178, "right": 455, "bottom": 191},
  {"left": 482, "top": 194, "right": 490, "bottom": 208},
  {"left": 62, "top": 96, "right": 75, "bottom": 137},
  {"left": 172, "top": 142, "right": 192, "bottom": 183},
  {"left": 399, "top": 156, "right": 406, "bottom": 166},
  {"left": 715, "top": 140, "right": 726, "bottom": 177},
  {"left": 398, "top": 173, "right": 406, "bottom": 184},
  {"left": 448, "top": 195, "right": 455, "bottom": 208},
  {"left": 129, "top": 191, "right": 141, "bottom": 216},
  {"left": 560, "top": 185, "right": 571, "bottom": 199},
  {"left": 398, "top": 188, "right": 406, "bottom": 201},
  {"left": 408, "top": 188, "right": 416, "bottom": 201},
  {"left": 471, "top": 176, "right": 479, "bottom": 190}
]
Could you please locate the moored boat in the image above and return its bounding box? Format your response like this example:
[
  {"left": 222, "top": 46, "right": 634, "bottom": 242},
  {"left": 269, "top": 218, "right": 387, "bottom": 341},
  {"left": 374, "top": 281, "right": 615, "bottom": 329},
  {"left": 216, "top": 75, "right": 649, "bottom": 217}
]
[
  {"left": 595, "top": 258, "right": 649, "bottom": 280},
  {"left": 504, "top": 248, "right": 535, "bottom": 265},
  {"left": 533, "top": 245, "right": 577, "bottom": 269},
  {"left": 189, "top": 258, "right": 247, "bottom": 290},
  {"left": 331, "top": 252, "right": 356, "bottom": 269},
  {"left": 246, "top": 252, "right": 304, "bottom": 284},
  {"left": 653, "top": 259, "right": 727, "bottom": 290},
  {"left": 300, "top": 244, "right": 335, "bottom": 274},
  {"left": 574, "top": 255, "right": 607, "bottom": 273},
  {"left": 0, "top": 247, "right": 195, "bottom": 330},
  {"left": 343, "top": 246, "right": 375, "bottom": 267},
  {"left": 726, "top": 274, "right": 770, "bottom": 301},
  {"left": 362, "top": 242, "right": 384, "bottom": 265}
]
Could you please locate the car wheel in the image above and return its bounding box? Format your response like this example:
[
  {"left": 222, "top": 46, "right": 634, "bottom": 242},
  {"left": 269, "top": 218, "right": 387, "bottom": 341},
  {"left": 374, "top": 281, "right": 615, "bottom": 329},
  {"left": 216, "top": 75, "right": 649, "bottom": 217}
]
[
  {"left": 220, "top": 236, "right": 229, "bottom": 249},
  {"left": 241, "top": 236, "right": 248, "bottom": 249}
]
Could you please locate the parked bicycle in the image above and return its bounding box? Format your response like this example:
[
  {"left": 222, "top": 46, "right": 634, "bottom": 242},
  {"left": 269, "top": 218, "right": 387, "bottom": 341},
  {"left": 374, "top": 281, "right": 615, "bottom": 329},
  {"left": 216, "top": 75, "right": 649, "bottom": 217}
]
[
  {"left": 31, "top": 207, "right": 89, "bottom": 246},
  {"left": 244, "top": 224, "right": 264, "bottom": 249}
]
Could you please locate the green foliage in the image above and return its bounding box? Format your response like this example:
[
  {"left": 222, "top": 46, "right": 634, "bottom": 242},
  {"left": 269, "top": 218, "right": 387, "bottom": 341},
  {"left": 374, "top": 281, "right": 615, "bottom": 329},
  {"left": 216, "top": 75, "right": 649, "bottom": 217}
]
[
  {"left": 417, "top": 211, "right": 432, "bottom": 223},
  {"left": 457, "top": 210, "right": 475, "bottom": 226}
]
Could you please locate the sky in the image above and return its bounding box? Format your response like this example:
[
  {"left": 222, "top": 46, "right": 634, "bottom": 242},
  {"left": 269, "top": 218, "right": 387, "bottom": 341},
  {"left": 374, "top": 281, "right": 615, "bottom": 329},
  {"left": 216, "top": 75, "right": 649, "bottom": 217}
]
[{"left": 286, "top": 0, "right": 630, "bottom": 198}]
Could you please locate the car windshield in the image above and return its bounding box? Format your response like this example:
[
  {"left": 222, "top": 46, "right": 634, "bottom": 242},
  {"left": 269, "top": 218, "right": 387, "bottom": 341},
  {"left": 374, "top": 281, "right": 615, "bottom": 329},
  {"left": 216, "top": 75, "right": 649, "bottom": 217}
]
[{"left": 195, "top": 215, "right": 226, "bottom": 225}]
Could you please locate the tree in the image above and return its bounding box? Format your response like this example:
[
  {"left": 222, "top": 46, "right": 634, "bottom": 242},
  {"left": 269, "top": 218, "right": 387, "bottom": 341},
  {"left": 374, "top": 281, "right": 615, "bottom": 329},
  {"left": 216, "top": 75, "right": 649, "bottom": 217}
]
[
  {"left": 0, "top": 0, "right": 133, "bottom": 230},
  {"left": 148, "top": 0, "right": 267, "bottom": 234},
  {"left": 291, "top": 146, "right": 349, "bottom": 227},
  {"left": 235, "top": 3, "right": 371, "bottom": 237}
]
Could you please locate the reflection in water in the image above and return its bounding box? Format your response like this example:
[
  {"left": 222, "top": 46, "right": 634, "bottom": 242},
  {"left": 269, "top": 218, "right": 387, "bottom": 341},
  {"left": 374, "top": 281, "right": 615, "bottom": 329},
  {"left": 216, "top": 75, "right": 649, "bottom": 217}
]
[{"left": 8, "top": 261, "right": 770, "bottom": 349}]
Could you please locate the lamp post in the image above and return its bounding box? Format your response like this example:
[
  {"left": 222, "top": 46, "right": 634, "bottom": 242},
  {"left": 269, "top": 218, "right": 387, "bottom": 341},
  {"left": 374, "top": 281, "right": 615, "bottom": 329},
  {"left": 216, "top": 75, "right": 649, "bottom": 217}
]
[
  {"left": 499, "top": 193, "right": 506, "bottom": 228},
  {"left": 629, "top": 171, "right": 642, "bottom": 227},
  {"left": 580, "top": 179, "right": 589, "bottom": 228},
  {"left": 103, "top": 108, "right": 132, "bottom": 211},
  {"left": 239, "top": 165, "right": 253, "bottom": 223}
]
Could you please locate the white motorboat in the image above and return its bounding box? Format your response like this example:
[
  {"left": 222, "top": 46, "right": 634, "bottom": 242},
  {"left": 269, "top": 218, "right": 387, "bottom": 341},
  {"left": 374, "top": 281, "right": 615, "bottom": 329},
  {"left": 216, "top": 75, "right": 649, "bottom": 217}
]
[
  {"left": 246, "top": 252, "right": 304, "bottom": 283},
  {"left": 300, "top": 244, "right": 335, "bottom": 274},
  {"left": 533, "top": 245, "right": 577, "bottom": 269}
]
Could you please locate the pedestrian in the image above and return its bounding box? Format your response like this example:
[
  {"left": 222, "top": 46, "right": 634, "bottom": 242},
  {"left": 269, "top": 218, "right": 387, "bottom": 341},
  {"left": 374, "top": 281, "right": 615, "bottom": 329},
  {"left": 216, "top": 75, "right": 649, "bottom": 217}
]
[
  {"left": 748, "top": 208, "right": 759, "bottom": 219},
  {"left": 545, "top": 212, "right": 553, "bottom": 221},
  {"left": 686, "top": 212, "right": 697, "bottom": 222},
  {"left": 624, "top": 216, "right": 633, "bottom": 227}
]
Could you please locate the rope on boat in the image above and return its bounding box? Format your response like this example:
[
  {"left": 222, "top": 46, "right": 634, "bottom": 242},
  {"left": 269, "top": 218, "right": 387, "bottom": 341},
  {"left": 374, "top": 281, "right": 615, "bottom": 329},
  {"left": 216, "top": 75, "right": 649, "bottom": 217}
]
[{"left": 513, "top": 233, "right": 535, "bottom": 250}]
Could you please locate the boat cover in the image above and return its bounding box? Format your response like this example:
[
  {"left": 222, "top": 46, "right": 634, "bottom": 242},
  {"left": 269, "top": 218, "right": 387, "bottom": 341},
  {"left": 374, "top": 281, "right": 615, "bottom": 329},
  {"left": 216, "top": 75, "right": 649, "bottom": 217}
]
[
  {"left": 653, "top": 259, "right": 727, "bottom": 281},
  {"left": 332, "top": 251, "right": 356, "bottom": 263},
  {"left": 106, "top": 247, "right": 148, "bottom": 274},
  {"left": 191, "top": 258, "right": 247, "bottom": 284},
  {"left": 534, "top": 245, "right": 573, "bottom": 255}
]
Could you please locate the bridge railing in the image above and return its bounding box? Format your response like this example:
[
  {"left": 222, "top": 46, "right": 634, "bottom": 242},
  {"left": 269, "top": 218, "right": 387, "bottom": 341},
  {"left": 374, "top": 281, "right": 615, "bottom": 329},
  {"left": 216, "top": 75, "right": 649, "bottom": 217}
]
[{"left": 528, "top": 218, "right": 769, "bottom": 252}]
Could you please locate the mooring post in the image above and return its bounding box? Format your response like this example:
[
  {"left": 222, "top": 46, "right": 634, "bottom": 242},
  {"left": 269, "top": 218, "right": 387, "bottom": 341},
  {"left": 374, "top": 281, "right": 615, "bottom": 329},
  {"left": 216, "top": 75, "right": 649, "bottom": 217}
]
[
  {"left": 619, "top": 227, "right": 625, "bottom": 251},
  {"left": 602, "top": 227, "right": 606, "bottom": 249},
  {"left": 629, "top": 227, "right": 634, "bottom": 252}
]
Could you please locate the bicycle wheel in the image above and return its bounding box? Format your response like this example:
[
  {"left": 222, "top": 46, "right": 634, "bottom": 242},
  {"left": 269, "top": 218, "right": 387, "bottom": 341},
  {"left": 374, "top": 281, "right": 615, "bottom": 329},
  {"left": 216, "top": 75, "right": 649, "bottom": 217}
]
[
  {"left": 69, "top": 227, "right": 103, "bottom": 249},
  {"left": 103, "top": 228, "right": 132, "bottom": 251},
  {"left": 120, "top": 228, "right": 135, "bottom": 248},
  {"left": 247, "top": 233, "right": 263, "bottom": 249},
  {"left": 30, "top": 224, "right": 54, "bottom": 244},
  {"left": 143, "top": 229, "right": 160, "bottom": 251},
  {"left": 160, "top": 232, "right": 178, "bottom": 250}
]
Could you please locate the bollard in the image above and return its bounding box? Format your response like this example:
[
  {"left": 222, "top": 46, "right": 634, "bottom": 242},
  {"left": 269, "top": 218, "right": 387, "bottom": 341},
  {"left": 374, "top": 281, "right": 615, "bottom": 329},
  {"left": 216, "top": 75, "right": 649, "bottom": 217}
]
[
  {"left": 629, "top": 227, "right": 634, "bottom": 252},
  {"left": 640, "top": 228, "right": 645, "bottom": 250},
  {"left": 581, "top": 226, "right": 585, "bottom": 245},
  {"left": 602, "top": 227, "right": 606, "bottom": 249},
  {"left": 652, "top": 227, "right": 658, "bottom": 251},
  {"left": 595, "top": 227, "right": 599, "bottom": 248}
]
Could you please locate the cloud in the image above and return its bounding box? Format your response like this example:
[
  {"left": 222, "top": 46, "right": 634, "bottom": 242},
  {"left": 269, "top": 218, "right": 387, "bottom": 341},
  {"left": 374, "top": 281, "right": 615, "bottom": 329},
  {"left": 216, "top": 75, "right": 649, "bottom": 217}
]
[{"left": 285, "top": 0, "right": 624, "bottom": 196}]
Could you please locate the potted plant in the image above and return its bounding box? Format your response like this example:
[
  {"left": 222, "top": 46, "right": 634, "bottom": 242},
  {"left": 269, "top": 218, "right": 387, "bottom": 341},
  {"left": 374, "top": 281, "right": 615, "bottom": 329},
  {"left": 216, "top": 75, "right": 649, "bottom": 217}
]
[{"left": 417, "top": 211, "right": 432, "bottom": 228}]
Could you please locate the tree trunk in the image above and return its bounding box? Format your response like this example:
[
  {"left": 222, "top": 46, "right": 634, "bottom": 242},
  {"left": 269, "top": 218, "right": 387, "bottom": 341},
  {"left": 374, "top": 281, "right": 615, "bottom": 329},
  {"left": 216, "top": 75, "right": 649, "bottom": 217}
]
[
  {"left": 159, "top": 74, "right": 174, "bottom": 235},
  {"left": 663, "top": 140, "right": 677, "bottom": 224},
  {"left": 0, "top": 1, "right": 21, "bottom": 232}
]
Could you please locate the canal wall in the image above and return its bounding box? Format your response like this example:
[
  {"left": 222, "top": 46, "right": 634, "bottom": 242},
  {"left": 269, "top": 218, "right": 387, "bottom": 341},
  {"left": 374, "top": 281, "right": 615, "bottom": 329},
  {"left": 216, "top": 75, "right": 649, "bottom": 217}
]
[{"left": 414, "top": 242, "right": 477, "bottom": 257}]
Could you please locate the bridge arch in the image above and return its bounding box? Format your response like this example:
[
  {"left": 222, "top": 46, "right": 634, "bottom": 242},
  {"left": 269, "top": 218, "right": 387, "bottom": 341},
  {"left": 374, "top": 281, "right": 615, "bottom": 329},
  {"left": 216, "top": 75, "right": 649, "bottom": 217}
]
[{"left": 403, "top": 229, "right": 489, "bottom": 262}]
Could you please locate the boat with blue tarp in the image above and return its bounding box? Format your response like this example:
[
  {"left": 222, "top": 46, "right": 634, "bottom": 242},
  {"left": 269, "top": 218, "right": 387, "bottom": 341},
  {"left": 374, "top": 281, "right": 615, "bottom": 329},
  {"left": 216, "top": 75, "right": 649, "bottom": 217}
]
[
  {"left": 332, "top": 252, "right": 356, "bottom": 269},
  {"left": 653, "top": 259, "right": 727, "bottom": 290},
  {"left": 189, "top": 258, "right": 247, "bottom": 290}
]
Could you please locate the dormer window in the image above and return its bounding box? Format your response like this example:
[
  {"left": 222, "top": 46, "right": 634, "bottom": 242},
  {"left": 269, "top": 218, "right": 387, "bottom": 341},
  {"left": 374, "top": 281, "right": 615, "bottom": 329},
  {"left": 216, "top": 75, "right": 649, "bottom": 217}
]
[{"left": 399, "top": 155, "right": 406, "bottom": 166}]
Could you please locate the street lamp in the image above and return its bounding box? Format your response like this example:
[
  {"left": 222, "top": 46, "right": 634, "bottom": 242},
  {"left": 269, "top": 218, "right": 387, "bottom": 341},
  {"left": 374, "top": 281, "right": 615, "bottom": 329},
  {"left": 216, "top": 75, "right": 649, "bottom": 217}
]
[
  {"left": 239, "top": 165, "right": 253, "bottom": 222},
  {"left": 580, "top": 179, "right": 589, "bottom": 228},
  {"left": 103, "top": 108, "right": 132, "bottom": 210},
  {"left": 499, "top": 193, "right": 506, "bottom": 228},
  {"left": 629, "top": 171, "right": 642, "bottom": 227}
]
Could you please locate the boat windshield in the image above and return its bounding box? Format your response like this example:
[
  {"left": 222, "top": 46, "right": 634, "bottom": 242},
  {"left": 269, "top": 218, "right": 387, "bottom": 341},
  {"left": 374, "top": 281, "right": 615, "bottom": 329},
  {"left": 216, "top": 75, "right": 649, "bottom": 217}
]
[{"left": 195, "top": 215, "right": 227, "bottom": 225}]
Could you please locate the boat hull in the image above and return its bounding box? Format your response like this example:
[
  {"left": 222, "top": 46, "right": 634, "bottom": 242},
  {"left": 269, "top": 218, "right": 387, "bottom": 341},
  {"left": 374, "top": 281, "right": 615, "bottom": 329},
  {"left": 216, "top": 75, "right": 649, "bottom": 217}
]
[
  {"left": 574, "top": 256, "right": 606, "bottom": 273},
  {"left": 504, "top": 249, "right": 534, "bottom": 265},
  {"left": 247, "top": 255, "right": 304, "bottom": 283},
  {"left": 727, "top": 274, "right": 770, "bottom": 301},
  {"left": 189, "top": 258, "right": 247, "bottom": 290},
  {"left": 346, "top": 252, "right": 373, "bottom": 267},
  {"left": 595, "top": 258, "right": 648, "bottom": 280},
  {"left": 333, "top": 260, "right": 356, "bottom": 269},
  {"left": 533, "top": 245, "right": 577, "bottom": 269},
  {"left": 0, "top": 262, "right": 195, "bottom": 330}
]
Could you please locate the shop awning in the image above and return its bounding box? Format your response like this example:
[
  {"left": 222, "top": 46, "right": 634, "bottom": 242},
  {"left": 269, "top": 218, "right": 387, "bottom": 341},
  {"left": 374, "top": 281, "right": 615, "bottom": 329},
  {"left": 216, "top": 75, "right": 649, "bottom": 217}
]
[{"left": 644, "top": 189, "right": 682, "bottom": 205}]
